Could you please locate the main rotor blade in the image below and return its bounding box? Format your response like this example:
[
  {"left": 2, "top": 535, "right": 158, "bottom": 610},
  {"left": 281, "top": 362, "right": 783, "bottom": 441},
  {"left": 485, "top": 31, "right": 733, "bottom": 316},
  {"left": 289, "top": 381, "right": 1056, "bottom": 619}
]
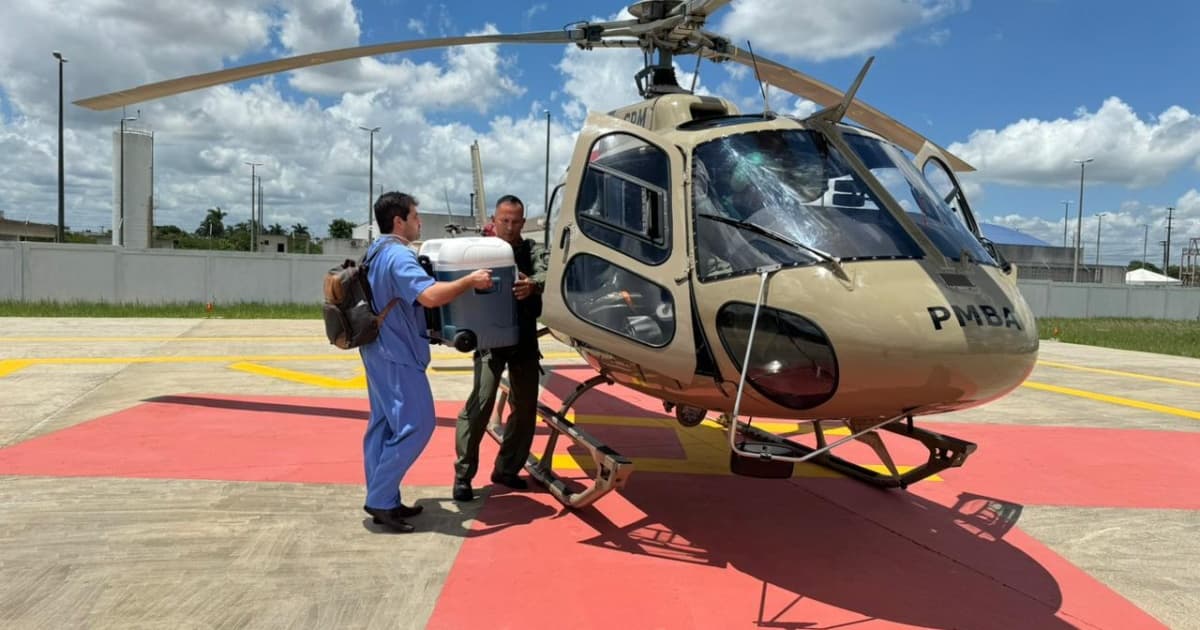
[
  {"left": 75, "top": 31, "right": 573, "bottom": 111},
  {"left": 707, "top": 43, "right": 974, "bottom": 172}
]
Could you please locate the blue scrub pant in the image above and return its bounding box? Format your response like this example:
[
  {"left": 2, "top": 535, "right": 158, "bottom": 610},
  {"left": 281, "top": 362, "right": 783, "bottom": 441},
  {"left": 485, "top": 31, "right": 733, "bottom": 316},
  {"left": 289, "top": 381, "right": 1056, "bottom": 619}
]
[{"left": 362, "top": 356, "right": 436, "bottom": 510}]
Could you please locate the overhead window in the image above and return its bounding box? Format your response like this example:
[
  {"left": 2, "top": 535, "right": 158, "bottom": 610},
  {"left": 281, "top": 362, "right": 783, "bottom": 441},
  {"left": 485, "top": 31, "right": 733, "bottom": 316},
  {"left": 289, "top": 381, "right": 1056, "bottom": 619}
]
[
  {"left": 576, "top": 133, "right": 671, "bottom": 265},
  {"left": 562, "top": 253, "right": 676, "bottom": 347}
]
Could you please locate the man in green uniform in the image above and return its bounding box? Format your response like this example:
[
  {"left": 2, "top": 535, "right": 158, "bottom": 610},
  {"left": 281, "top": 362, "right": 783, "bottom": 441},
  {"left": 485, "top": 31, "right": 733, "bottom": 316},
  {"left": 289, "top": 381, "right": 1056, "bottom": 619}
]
[{"left": 453, "top": 194, "right": 548, "bottom": 501}]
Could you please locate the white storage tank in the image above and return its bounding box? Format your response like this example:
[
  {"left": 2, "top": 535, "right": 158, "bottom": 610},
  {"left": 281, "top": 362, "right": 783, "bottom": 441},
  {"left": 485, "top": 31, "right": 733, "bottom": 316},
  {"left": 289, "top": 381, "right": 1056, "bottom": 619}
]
[
  {"left": 418, "top": 237, "right": 518, "bottom": 352},
  {"left": 111, "top": 126, "right": 154, "bottom": 248}
]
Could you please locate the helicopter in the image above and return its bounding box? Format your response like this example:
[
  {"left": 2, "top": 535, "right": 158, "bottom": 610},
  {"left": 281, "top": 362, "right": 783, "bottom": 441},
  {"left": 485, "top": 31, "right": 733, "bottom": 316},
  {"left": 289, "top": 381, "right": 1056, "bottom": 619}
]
[{"left": 76, "top": 0, "right": 1039, "bottom": 509}]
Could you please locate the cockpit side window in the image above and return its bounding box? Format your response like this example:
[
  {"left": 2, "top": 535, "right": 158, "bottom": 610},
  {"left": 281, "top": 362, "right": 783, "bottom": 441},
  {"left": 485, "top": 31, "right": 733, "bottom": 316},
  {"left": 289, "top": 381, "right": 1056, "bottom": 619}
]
[{"left": 577, "top": 133, "right": 671, "bottom": 265}]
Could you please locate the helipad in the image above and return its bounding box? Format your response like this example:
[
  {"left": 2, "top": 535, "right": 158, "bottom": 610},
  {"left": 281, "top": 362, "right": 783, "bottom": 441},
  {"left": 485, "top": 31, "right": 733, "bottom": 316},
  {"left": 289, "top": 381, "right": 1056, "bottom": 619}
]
[{"left": 1, "top": 318, "right": 1196, "bottom": 629}]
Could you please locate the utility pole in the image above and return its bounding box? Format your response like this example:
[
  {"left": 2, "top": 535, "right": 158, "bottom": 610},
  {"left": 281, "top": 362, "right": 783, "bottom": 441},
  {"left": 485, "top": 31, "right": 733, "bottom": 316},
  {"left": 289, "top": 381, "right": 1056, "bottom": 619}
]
[
  {"left": 244, "top": 161, "right": 262, "bottom": 252},
  {"left": 1061, "top": 200, "right": 1072, "bottom": 248},
  {"left": 1141, "top": 225, "right": 1149, "bottom": 269},
  {"left": 1163, "top": 206, "right": 1175, "bottom": 277},
  {"left": 359, "top": 125, "right": 380, "bottom": 243},
  {"left": 1071, "top": 158, "right": 1094, "bottom": 282},
  {"left": 1094, "top": 213, "right": 1105, "bottom": 265}
]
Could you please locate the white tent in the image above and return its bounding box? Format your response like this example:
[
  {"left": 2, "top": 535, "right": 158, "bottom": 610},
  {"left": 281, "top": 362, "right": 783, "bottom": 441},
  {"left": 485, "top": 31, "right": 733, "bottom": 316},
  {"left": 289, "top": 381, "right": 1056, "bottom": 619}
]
[{"left": 1125, "top": 268, "right": 1181, "bottom": 285}]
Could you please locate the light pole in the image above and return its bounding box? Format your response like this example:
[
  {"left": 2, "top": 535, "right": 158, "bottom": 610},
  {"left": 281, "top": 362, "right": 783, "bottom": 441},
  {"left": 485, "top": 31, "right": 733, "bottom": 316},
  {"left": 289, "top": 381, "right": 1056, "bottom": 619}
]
[
  {"left": 359, "top": 125, "right": 380, "bottom": 242},
  {"left": 118, "top": 110, "right": 139, "bottom": 247},
  {"left": 244, "top": 161, "right": 262, "bottom": 252},
  {"left": 1094, "top": 213, "right": 1106, "bottom": 265},
  {"left": 52, "top": 51, "right": 67, "bottom": 243},
  {"left": 1060, "top": 200, "right": 1072, "bottom": 247},
  {"left": 543, "top": 110, "right": 551, "bottom": 217},
  {"left": 1071, "top": 157, "right": 1094, "bottom": 282},
  {"left": 1141, "top": 224, "right": 1149, "bottom": 269}
]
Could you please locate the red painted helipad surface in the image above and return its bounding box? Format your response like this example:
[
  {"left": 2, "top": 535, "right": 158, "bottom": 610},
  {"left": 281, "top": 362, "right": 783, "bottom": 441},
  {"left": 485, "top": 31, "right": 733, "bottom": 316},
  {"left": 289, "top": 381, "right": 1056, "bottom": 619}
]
[{"left": 0, "top": 367, "right": 1183, "bottom": 629}]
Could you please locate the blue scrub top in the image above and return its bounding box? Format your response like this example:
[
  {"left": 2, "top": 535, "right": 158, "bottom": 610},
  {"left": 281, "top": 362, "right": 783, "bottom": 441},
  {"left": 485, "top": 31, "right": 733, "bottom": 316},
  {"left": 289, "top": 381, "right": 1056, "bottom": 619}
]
[{"left": 361, "top": 236, "right": 436, "bottom": 369}]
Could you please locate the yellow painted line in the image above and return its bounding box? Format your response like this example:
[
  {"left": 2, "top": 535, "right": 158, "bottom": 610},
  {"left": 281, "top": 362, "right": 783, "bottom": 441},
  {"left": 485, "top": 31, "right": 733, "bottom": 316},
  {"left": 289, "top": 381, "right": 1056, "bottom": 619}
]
[
  {"left": 0, "top": 360, "right": 32, "bottom": 378},
  {"left": 1023, "top": 380, "right": 1200, "bottom": 420},
  {"left": 546, "top": 453, "right": 934, "bottom": 480},
  {"left": 0, "top": 350, "right": 582, "bottom": 368},
  {"left": 1037, "top": 360, "right": 1200, "bottom": 388},
  {"left": 228, "top": 362, "right": 365, "bottom": 389},
  {"left": 0, "top": 335, "right": 324, "bottom": 343}
]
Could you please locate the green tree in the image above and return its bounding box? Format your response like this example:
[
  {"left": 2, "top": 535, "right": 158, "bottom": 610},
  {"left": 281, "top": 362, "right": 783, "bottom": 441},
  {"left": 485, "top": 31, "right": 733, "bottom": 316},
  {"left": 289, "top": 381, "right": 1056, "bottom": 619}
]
[
  {"left": 1127, "top": 260, "right": 1163, "bottom": 273},
  {"left": 197, "top": 207, "right": 227, "bottom": 238},
  {"left": 328, "top": 218, "right": 356, "bottom": 239},
  {"left": 290, "top": 223, "right": 310, "bottom": 238},
  {"left": 266, "top": 223, "right": 285, "bottom": 236}
]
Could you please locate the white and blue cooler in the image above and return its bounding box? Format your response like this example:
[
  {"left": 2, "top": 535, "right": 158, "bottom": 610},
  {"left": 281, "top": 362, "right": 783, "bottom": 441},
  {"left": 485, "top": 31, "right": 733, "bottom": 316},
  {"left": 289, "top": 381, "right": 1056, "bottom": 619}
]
[{"left": 417, "top": 237, "right": 519, "bottom": 352}]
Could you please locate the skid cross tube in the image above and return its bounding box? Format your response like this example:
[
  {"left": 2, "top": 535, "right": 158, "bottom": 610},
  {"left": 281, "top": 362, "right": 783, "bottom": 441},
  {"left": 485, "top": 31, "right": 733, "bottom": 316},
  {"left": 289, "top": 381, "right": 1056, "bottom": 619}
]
[
  {"left": 719, "top": 414, "right": 977, "bottom": 488},
  {"left": 490, "top": 373, "right": 633, "bottom": 509}
]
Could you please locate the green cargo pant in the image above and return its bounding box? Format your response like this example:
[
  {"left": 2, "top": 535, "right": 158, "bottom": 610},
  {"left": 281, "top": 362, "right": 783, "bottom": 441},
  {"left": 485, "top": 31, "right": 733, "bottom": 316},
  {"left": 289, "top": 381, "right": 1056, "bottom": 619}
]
[{"left": 454, "top": 342, "right": 541, "bottom": 482}]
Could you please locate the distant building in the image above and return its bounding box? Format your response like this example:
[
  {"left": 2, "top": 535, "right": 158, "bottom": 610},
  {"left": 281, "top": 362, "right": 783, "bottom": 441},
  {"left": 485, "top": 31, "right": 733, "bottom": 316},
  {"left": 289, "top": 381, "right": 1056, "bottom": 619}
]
[
  {"left": 0, "top": 211, "right": 56, "bottom": 241},
  {"left": 981, "top": 223, "right": 1125, "bottom": 283},
  {"left": 258, "top": 234, "right": 289, "bottom": 254}
]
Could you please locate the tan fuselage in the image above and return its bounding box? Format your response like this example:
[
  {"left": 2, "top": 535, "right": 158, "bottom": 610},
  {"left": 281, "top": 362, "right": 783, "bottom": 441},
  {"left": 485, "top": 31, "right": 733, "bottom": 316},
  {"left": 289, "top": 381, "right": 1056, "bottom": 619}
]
[{"left": 559, "top": 258, "right": 1038, "bottom": 421}]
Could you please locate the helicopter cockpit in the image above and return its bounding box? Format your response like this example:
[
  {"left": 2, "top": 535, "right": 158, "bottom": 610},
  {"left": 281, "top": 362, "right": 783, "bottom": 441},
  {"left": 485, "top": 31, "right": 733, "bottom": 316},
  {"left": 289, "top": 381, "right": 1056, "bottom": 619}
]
[{"left": 692, "top": 125, "right": 996, "bottom": 281}]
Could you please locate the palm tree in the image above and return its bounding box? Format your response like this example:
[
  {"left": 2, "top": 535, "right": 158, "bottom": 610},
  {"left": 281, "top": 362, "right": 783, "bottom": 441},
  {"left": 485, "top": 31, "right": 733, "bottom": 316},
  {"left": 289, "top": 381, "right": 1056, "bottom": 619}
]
[
  {"left": 196, "top": 207, "right": 227, "bottom": 237},
  {"left": 267, "top": 223, "right": 285, "bottom": 236},
  {"left": 291, "top": 223, "right": 310, "bottom": 238}
]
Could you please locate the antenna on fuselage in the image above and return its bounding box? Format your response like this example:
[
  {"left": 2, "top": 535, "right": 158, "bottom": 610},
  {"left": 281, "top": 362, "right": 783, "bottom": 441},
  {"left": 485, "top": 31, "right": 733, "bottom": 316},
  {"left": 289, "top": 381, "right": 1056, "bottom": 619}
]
[{"left": 746, "top": 40, "right": 771, "bottom": 118}]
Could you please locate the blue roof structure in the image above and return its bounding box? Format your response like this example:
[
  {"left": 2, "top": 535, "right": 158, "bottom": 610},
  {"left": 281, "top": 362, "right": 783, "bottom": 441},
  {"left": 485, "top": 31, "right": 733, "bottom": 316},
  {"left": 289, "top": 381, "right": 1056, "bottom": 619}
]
[{"left": 980, "top": 222, "right": 1050, "bottom": 247}]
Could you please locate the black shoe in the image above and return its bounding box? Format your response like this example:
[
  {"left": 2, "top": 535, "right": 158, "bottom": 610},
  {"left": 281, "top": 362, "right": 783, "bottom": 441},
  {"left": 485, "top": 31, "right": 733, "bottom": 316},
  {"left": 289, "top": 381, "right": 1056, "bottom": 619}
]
[
  {"left": 452, "top": 480, "right": 474, "bottom": 502},
  {"left": 395, "top": 502, "right": 423, "bottom": 517},
  {"left": 490, "top": 472, "right": 529, "bottom": 490},
  {"left": 363, "top": 505, "right": 415, "bottom": 533}
]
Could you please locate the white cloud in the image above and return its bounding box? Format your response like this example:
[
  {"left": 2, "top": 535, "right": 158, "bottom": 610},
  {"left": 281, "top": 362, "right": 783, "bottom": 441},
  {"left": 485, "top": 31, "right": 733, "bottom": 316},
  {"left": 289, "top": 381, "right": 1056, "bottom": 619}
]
[
  {"left": 951, "top": 97, "right": 1200, "bottom": 188},
  {"left": 715, "top": 0, "right": 967, "bottom": 61},
  {"left": 986, "top": 191, "right": 1200, "bottom": 265}
]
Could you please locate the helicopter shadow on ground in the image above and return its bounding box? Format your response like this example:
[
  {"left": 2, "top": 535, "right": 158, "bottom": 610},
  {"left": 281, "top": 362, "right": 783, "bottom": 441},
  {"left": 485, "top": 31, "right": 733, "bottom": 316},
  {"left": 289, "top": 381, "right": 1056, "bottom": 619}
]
[{"left": 529, "top": 371, "right": 1067, "bottom": 630}]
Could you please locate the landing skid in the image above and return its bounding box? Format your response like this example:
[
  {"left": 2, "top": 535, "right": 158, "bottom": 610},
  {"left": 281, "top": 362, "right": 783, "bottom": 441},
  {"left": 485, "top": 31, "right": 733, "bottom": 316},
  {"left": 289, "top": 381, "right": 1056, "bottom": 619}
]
[
  {"left": 489, "top": 374, "right": 633, "bottom": 509},
  {"left": 721, "top": 414, "right": 977, "bottom": 489},
  {"left": 489, "top": 375, "right": 974, "bottom": 509}
]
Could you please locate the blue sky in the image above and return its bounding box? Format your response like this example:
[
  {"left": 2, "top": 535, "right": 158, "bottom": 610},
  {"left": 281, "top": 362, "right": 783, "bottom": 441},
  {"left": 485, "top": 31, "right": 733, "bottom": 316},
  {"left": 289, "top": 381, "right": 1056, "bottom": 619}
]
[{"left": 1, "top": 0, "right": 1198, "bottom": 265}]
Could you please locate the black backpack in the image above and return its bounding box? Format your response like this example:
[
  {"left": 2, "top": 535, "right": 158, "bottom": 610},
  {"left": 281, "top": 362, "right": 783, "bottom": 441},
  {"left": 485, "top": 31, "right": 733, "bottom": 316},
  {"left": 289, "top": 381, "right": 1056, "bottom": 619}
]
[{"left": 322, "top": 242, "right": 399, "bottom": 349}]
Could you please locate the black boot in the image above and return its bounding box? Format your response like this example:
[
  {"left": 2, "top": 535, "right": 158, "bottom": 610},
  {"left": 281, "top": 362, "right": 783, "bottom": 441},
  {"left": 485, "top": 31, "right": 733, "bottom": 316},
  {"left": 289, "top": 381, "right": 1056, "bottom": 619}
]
[
  {"left": 490, "top": 472, "right": 529, "bottom": 490},
  {"left": 452, "top": 479, "right": 474, "bottom": 502},
  {"left": 363, "top": 505, "right": 415, "bottom": 533}
]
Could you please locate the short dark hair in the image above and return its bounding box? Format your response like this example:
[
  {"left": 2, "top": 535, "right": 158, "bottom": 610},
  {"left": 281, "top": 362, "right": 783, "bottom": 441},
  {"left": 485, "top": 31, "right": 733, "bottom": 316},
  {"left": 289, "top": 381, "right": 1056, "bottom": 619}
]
[
  {"left": 375, "top": 192, "right": 418, "bottom": 234},
  {"left": 495, "top": 194, "right": 524, "bottom": 212}
]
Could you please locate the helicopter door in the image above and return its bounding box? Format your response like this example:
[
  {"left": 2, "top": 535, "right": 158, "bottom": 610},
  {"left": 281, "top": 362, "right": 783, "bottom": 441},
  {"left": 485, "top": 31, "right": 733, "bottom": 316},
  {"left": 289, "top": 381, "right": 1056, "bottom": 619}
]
[
  {"left": 543, "top": 113, "right": 696, "bottom": 385},
  {"left": 915, "top": 144, "right": 982, "bottom": 237}
]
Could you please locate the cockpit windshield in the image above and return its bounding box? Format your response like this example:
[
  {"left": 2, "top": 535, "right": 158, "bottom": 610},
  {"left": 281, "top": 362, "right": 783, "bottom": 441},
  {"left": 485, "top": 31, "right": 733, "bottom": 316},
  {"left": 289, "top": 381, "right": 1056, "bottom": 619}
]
[{"left": 692, "top": 129, "right": 993, "bottom": 281}]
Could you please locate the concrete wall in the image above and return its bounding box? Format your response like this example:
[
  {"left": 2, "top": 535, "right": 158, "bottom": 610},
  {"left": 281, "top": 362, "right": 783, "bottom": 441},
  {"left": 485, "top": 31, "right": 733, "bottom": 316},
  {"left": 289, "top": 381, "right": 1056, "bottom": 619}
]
[
  {"left": 1016, "top": 279, "right": 1200, "bottom": 320},
  {"left": 0, "top": 242, "right": 341, "bottom": 304},
  {"left": 3, "top": 242, "right": 1199, "bottom": 317}
]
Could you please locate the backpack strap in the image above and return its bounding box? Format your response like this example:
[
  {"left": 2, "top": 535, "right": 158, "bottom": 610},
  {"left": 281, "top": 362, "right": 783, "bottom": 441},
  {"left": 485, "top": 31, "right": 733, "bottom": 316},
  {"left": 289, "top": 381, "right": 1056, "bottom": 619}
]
[{"left": 364, "top": 237, "right": 407, "bottom": 326}]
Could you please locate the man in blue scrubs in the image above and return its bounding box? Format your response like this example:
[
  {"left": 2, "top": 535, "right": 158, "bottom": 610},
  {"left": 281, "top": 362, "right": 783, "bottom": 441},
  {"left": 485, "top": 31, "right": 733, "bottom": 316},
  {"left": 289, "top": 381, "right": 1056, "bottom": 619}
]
[{"left": 361, "top": 192, "right": 493, "bottom": 533}]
